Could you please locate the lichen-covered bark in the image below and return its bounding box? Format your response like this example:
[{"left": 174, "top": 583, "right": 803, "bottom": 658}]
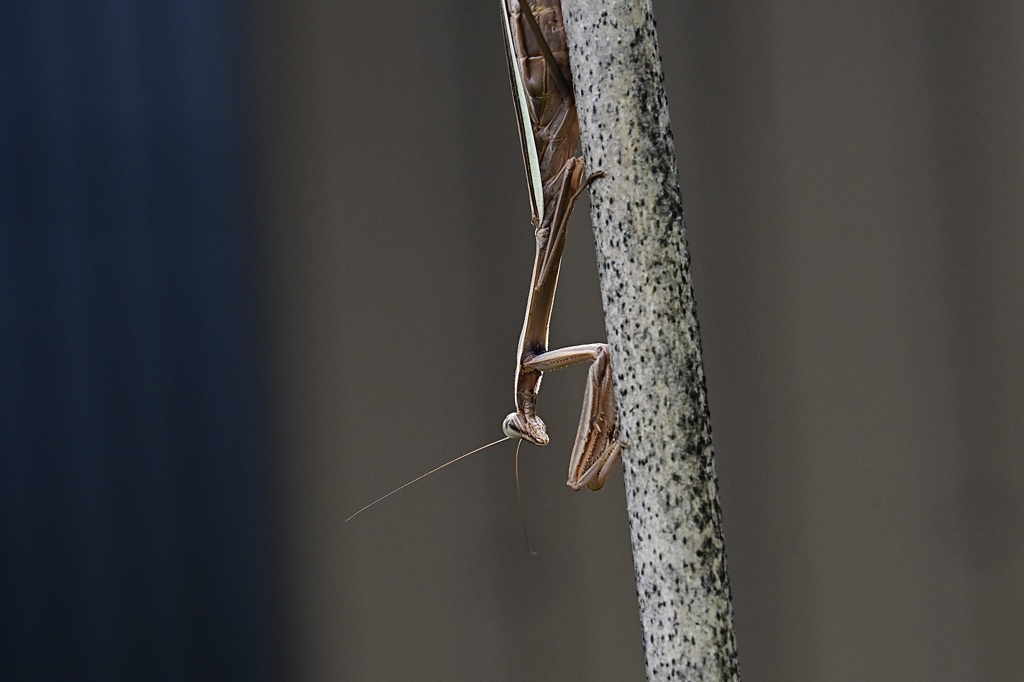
[{"left": 561, "top": 2, "right": 741, "bottom": 679}]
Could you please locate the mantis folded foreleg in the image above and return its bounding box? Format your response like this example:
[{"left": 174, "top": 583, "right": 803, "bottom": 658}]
[{"left": 521, "top": 343, "right": 621, "bottom": 491}]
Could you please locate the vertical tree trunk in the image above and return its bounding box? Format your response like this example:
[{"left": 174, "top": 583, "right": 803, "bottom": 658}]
[{"left": 561, "top": 2, "right": 741, "bottom": 679}]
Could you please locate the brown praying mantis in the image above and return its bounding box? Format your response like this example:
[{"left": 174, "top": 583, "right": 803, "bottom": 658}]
[
  {"left": 498, "top": 0, "right": 621, "bottom": 491},
  {"left": 346, "top": 0, "right": 620, "bottom": 522}
]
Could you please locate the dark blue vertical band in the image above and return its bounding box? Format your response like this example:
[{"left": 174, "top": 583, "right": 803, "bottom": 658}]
[{"left": 0, "top": 3, "right": 269, "bottom": 680}]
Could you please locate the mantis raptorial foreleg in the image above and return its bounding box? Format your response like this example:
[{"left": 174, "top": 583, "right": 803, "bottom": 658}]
[{"left": 523, "top": 344, "right": 621, "bottom": 491}]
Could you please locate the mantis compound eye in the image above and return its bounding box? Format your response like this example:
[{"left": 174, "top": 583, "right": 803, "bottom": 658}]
[{"left": 502, "top": 413, "right": 524, "bottom": 440}]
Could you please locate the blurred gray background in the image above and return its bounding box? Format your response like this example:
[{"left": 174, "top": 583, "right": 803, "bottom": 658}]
[
  {"left": 254, "top": 1, "right": 1023, "bottom": 679},
  {"left": 3, "top": 1, "right": 1022, "bottom": 680}
]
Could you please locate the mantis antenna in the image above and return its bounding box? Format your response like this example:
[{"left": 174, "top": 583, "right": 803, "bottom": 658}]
[{"left": 345, "top": 436, "right": 511, "bottom": 522}]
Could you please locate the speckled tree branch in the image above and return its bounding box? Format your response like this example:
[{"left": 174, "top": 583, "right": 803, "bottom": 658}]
[{"left": 561, "top": 2, "right": 740, "bottom": 680}]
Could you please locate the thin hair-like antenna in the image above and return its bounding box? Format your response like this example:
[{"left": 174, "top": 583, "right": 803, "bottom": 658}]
[
  {"left": 345, "top": 436, "right": 511, "bottom": 523},
  {"left": 514, "top": 439, "right": 538, "bottom": 555}
]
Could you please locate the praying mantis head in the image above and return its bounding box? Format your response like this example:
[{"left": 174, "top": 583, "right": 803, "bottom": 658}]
[{"left": 502, "top": 411, "right": 549, "bottom": 446}]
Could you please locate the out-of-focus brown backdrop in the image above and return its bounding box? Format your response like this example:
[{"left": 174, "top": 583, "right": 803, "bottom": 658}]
[{"left": 253, "top": 1, "right": 1024, "bottom": 680}]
